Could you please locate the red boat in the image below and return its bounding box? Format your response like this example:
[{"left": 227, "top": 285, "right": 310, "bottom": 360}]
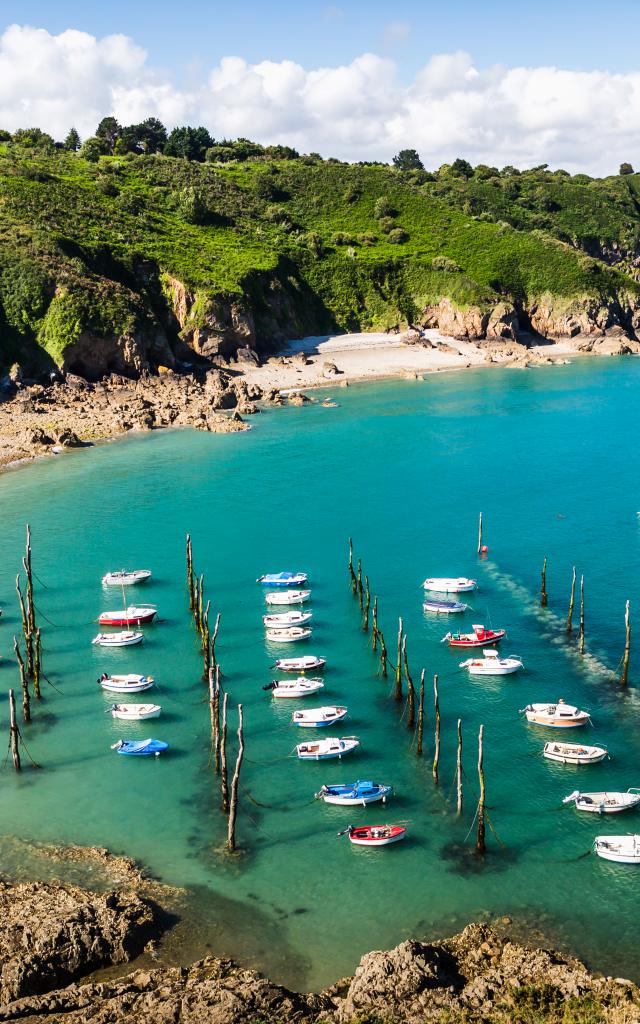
[
  {"left": 98, "top": 606, "right": 157, "bottom": 627},
  {"left": 443, "top": 623, "right": 505, "bottom": 648},
  {"left": 339, "top": 824, "right": 406, "bottom": 847}
]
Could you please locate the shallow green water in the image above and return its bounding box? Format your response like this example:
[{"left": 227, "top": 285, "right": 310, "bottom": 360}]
[{"left": 2, "top": 360, "right": 640, "bottom": 989}]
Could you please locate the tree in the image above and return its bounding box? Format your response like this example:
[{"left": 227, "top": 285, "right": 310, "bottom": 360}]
[
  {"left": 620, "top": 162, "right": 635, "bottom": 175},
  {"left": 63, "top": 127, "right": 81, "bottom": 152},
  {"left": 392, "top": 148, "right": 424, "bottom": 172},
  {"left": 95, "top": 116, "right": 121, "bottom": 154},
  {"left": 450, "top": 157, "right": 474, "bottom": 178},
  {"left": 12, "top": 127, "right": 54, "bottom": 150},
  {"left": 164, "top": 126, "right": 214, "bottom": 161},
  {"left": 79, "top": 136, "right": 103, "bottom": 163},
  {"left": 127, "top": 117, "right": 168, "bottom": 154},
  {"left": 176, "top": 186, "right": 208, "bottom": 224}
]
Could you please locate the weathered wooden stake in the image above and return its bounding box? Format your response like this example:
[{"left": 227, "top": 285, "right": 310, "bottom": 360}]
[
  {"left": 362, "top": 576, "right": 371, "bottom": 632},
  {"left": 214, "top": 667, "right": 222, "bottom": 773},
  {"left": 202, "top": 604, "right": 211, "bottom": 679},
  {"left": 348, "top": 537, "right": 357, "bottom": 593},
  {"left": 357, "top": 559, "right": 364, "bottom": 610},
  {"left": 456, "top": 718, "right": 463, "bottom": 815},
  {"left": 186, "top": 534, "right": 195, "bottom": 610},
  {"left": 379, "top": 629, "right": 389, "bottom": 678},
  {"left": 620, "top": 600, "right": 631, "bottom": 686},
  {"left": 566, "top": 566, "right": 576, "bottom": 634},
  {"left": 33, "top": 628, "right": 42, "bottom": 700},
  {"left": 579, "top": 575, "right": 585, "bottom": 654},
  {"left": 196, "top": 575, "right": 205, "bottom": 634},
  {"left": 477, "top": 511, "right": 483, "bottom": 556},
  {"left": 209, "top": 668, "right": 221, "bottom": 774},
  {"left": 371, "top": 596, "right": 379, "bottom": 651},
  {"left": 15, "top": 574, "right": 34, "bottom": 680},
  {"left": 432, "top": 674, "right": 440, "bottom": 782},
  {"left": 402, "top": 636, "right": 415, "bottom": 728},
  {"left": 227, "top": 704, "right": 245, "bottom": 852},
  {"left": 394, "top": 618, "right": 403, "bottom": 701},
  {"left": 476, "top": 724, "right": 486, "bottom": 853},
  {"left": 416, "top": 669, "right": 425, "bottom": 756},
  {"left": 14, "top": 636, "right": 30, "bottom": 723},
  {"left": 540, "top": 556, "right": 548, "bottom": 608},
  {"left": 220, "top": 692, "right": 230, "bottom": 813},
  {"left": 8, "top": 689, "right": 21, "bottom": 772},
  {"left": 211, "top": 613, "right": 221, "bottom": 671}
]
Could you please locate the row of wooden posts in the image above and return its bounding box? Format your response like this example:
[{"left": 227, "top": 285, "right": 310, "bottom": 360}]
[
  {"left": 348, "top": 539, "right": 487, "bottom": 852},
  {"left": 8, "top": 525, "right": 45, "bottom": 772},
  {"left": 186, "top": 534, "right": 244, "bottom": 852}
]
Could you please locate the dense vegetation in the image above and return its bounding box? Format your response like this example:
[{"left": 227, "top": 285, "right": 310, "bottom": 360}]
[{"left": 0, "top": 123, "right": 639, "bottom": 374}]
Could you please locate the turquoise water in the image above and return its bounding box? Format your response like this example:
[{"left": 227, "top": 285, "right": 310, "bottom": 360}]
[{"left": 2, "top": 360, "right": 640, "bottom": 989}]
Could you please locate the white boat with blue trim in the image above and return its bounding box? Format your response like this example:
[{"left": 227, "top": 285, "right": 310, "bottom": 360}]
[
  {"left": 296, "top": 736, "right": 359, "bottom": 760},
  {"left": 257, "top": 572, "right": 308, "bottom": 587}
]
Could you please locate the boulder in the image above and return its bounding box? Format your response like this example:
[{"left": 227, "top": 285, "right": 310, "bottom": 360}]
[
  {"left": 55, "top": 429, "right": 82, "bottom": 448},
  {"left": 236, "top": 346, "right": 261, "bottom": 367}
]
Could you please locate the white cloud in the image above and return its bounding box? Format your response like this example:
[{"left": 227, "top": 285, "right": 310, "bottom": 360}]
[{"left": 0, "top": 24, "right": 639, "bottom": 175}]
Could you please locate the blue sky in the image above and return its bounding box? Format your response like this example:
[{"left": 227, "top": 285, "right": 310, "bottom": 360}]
[{"left": 9, "top": 0, "right": 640, "bottom": 80}]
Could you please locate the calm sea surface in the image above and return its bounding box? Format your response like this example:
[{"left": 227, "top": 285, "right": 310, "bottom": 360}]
[{"left": 2, "top": 359, "right": 640, "bottom": 989}]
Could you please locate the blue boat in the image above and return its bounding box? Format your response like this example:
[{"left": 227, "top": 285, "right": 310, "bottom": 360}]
[
  {"left": 315, "top": 780, "right": 393, "bottom": 806},
  {"left": 112, "top": 738, "right": 168, "bottom": 757},
  {"left": 257, "top": 572, "right": 308, "bottom": 587},
  {"left": 423, "top": 599, "right": 468, "bottom": 614}
]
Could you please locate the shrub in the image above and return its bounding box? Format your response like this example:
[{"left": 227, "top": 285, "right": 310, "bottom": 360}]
[
  {"left": 432, "top": 256, "right": 461, "bottom": 272},
  {"left": 176, "top": 186, "right": 208, "bottom": 224},
  {"left": 374, "top": 196, "right": 396, "bottom": 218},
  {"left": 377, "top": 216, "right": 396, "bottom": 234},
  {"left": 343, "top": 185, "right": 360, "bottom": 204},
  {"left": 331, "top": 231, "right": 356, "bottom": 246},
  {"left": 98, "top": 178, "right": 119, "bottom": 197},
  {"left": 387, "top": 227, "right": 408, "bottom": 244},
  {"left": 356, "top": 232, "right": 377, "bottom": 245}
]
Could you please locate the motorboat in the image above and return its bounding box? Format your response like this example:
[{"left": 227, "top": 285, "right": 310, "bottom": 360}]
[
  {"left": 265, "top": 590, "right": 311, "bottom": 606},
  {"left": 563, "top": 789, "right": 640, "bottom": 814},
  {"left": 316, "top": 781, "right": 393, "bottom": 806},
  {"left": 98, "top": 607, "right": 157, "bottom": 626},
  {"left": 423, "top": 577, "right": 477, "bottom": 593},
  {"left": 257, "top": 572, "right": 308, "bottom": 587},
  {"left": 109, "top": 703, "right": 161, "bottom": 720},
  {"left": 98, "top": 674, "right": 154, "bottom": 693},
  {"left": 522, "top": 701, "right": 590, "bottom": 728},
  {"left": 593, "top": 835, "right": 640, "bottom": 864},
  {"left": 92, "top": 631, "right": 143, "bottom": 647},
  {"left": 296, "top": 736, "right": 359, "bottom": 760},
  {"left": 263, "top": 678, "right": 325, "bottom": 698},
  {"left": 265, "top": 626, "right": 312, "bottom": 643},
  {"left": 112, "top": 738, "right": 168, "bottom": 757},
  {"left": 102, "top": 570, "right": 152, "bottom": 586},
  {"left": 274, "top": 655, "right": 326, "bottom": 672},
  {"left": 460, "top": 650, "right": 523, "bottom": 676},
  {"left": 339, "top": 824, "right": 406, "bottom": 846},
  {"left": 443, "top": 625, "right": 505, "bottom": 647},
  {"left": 292, "top": 706, "right": 347, "bottom": 728},
  {"left": 262, "top": 611, "right": 312, "bottom": 628},
  {"left": 543, "top": 741, "right": 607, "bottom": 765},
  {"left": 423, "top": 599, "right": 468, "bottom": 614}
]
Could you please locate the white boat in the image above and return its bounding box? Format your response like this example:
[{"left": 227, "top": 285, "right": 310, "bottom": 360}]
[
  {"left": 296, "top": 736, "right": 359, "bottom": 760},
  {"left": 292, "top": 706, "right": 347, "bottom": 728},
  {"left": 98, "top": 674, "right": 154, "bottom": 693},
  {"left": 263, "top": 611, "right": 312, "bottom": 628},
  {"left": 563, "top": 789, "right": 640, "bottom": 814},
  {"left": 274, "top": 655, "right": 326, "bottom": 672},
  {"left": 92, "top": 631, "right": 143, "bottom": 647},
  {"left": 264, "top": 678, "right": 325, "bottom": 698},
  {"left": 522, "top": 701, "right": 590, "bottom": 728},
  {"left": 102, "top": 570, "right": 152, "bottom": 586},
  {"left": 460, "top": 650, "right": 523, "bottom": 676},
  {"left": 316, "top": 781, "right": 393, "bottom": 806},
  {"left": 423, "top": 577, "right": 477, "bottom": 593},
  {"left": 109, "top": 703, "right": 161, "bottom": 720},
  {"left": 257, "top": 572, "right": 308, "bottom": 587},
  {"left": 543, "top": 741, "right": 608, "bottom": 765},
  {"left": 265, "top": 626, "right": 312, "bottom": 643},
  {"left": 265, "top": 589, "right": 311, "bottom": 606},
  {"left": 593, "top": 835, "right": 640, "bottom": 864}
]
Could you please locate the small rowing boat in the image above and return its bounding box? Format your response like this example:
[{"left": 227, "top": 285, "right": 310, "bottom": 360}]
[
  {"left": 316, "top": 781, "right": 393, "bottom": 806},
  {"left": 563, "top": 789, "right": 640, "bottom": 814},
  {"left": 339, "top": 824, "right": 406, "bottom": 846},
  {"left": 593, "top": 835, "right": 640, "bottom": 864},
  {"left": 92, "top": 631, "right": 143, "bottom": 647},
  {"left": 522, "top": 701, "right": 590, "bottom": 728},
  {"left": 109, "top": 703, "right": 161, "bottom": 720},
  {"left": 293, "top": 706, "right": 347, "bottom": 728},
  {"left": 274, "top": 655, "right": 326, "bottom": 673},
  {"left": 112, "top": 738, "right": 168, "bottom": 757},
  {"left": 423, "top": 599, "right": 468, "bottom": 614},
  {"left": 102, "top": 570, "right": 152, "bottom": 586},
  {"left": 423, "top": 577, "right": 476, "bottom": 593},
  {"left": 265, "top": 589, "right": 311, "bottom": 606},
  {"left": 98, "top": 606, "right": 157, "bottom": 626},
  {"left": 263, "top": 611, "right": 312, "bottom": 628},
  {"left": 296, "top": 736, "right": 359, "bottom": 760},
  {"left": 257, "top": 572, "right": 308, "bottom": 587},
  {"left": 98, "top": 674, "right": 154, "bottom": 693},
  {"left": 460, "top": 650, "right": 523, "bottom": 676},
  {"left": 442, "top": 624, "right": 505, "bottom": 648},
  {"left": 264, "top": 678, "right": 325, "bottom": 698},
  {"left": 543, "top": 741, "right": 607, "bottom": 765},
  {"left": 266, "top": 626, "right": 312, "bottom": 643}
]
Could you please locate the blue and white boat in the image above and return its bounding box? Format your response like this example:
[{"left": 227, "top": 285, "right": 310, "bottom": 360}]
[
  {"left": 111, "top": 738, "right": 168, "bottom": 757},
  {"left": 257, "top": 572, "right": 308, "bottom": 587},
  {"left": 296, "top": 736, "right": 359, "bottom": 760},
  {"left": 292, "top": 706, "right": 347, "bottom": 728},
  {"left": 423, "top": 599, "right": 468, "bottom": 614},
  {"left": 316, "top": 780, "right": 393, "bottom": 805}
]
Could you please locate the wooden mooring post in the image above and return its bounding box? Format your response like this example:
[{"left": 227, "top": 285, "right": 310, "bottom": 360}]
[
  {"left": 432, "top": 674, "right": 440, "bottom": 782},
  {"left": 208, "top": 668, "right": 221, "bottom": 774},
  {"left": 220, "top": 692, "right": 230, "bottom": 813},
  {"left": 8, "top": 689, "right": 21, "bottom": 772},
  {"left": 476, "top": 724, "right": 486, "bottom": 853},
  {"left": 416, "top": 670, "right": 425, "bottom": 756},
  {"left": 477, "top": 512, "right": 483, "bottom": 556},
  {"left": 456, "top": 719, "right": 463, "bottom": 815},
  {"left": 540, "top": 556, "right": 548, "bottom": 607},
  {"left": 15, "top": 575, "right": 34, "bottom": 680},
  {"left": 227, "top": 704, "right": 245, "bottom": 852},
  {"left": 13, "top": 637, "right": 30, "bottom": 723},
  {"left": 186, "top": 534, "right": 195, "bottom": 610},
  {"left": 579, "top": 575, "right": 585, "bottom": 654},
  {"left": 566, "top": 566, "right": 576, "bottom": 634},
  {"left": 379, "top": 628, "right": 389, "bottom": 678},
  {"left": 371, "top": 597, "right": 379, "bottom": 651},
  {"left": 394, "top": 618, "right": 403, "bottom": 701},
  {"left": 210, "top": 613, "right": 221, "bottom": 671},
  {"left": 362, "top": 577, "right": 371, "bottom": 632},
  {"left": 620, "top": 600, "right": 631, "bottom": 686},
  {"left": 402, "top": 636, "right": 415, "bottom": 728},
  {"left": 357, "top": 560, "right": 364, "bottom": 610},
  {"left": 33, "top": 629, "right": 42, "bottom": 700}
]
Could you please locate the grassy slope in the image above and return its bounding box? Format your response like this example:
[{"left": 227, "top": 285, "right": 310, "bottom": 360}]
[{"left": 0, "top": 144, "right": 639, "bottom": 371}]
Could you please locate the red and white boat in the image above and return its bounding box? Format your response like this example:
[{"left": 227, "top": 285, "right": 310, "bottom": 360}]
[
  {"left": 98, "top": 606, "right": 157, "bottom": 627},
  {"left": 340, "top": 824, "right": 406, "bottom": 847},
  {"left": 442, "top": 624, "right": 505, "bottom": 648}
]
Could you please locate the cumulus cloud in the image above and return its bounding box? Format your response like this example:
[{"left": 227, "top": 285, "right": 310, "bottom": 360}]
[{"left": 0, "top": 23, "right": 639, "bottom": 174}]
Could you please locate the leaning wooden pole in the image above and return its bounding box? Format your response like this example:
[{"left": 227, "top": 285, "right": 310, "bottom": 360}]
[
  {"left": 579, "top": 575, "right": 585, "bottom": 654},
  {"left": 620, "top": 600, "right": 631, "bottom": 686},
  {"left": 14, "top": 636, "right": 30, "bottom": 724},
  {"left": 186, "top": 534, "right": 195, "bottom": 610},
  {"left": 214, "top": 667, "right": 222, "bottom": 773},
  {"left": 394, "top": 618, "right": 403, "bottom": 701},
  {"left": 227, "top": 704, "right": 245, "bottom": 852},
  {"left": 432, "top": 674, "right": 440, "bottom": 782},
  {"left": 348, "top": 538, "right": 357, "bottom": 593},
  {"left": 540, "top": 556, "right": 548, "bottom": 608},
  {"left": 362, "top": 576, "right": 371, "bottom": 632},
  {"left": 403, "top": 636, "right": 415, "bottom": 728},
  {"left": 371, "top": 596, "right": 379, "bottom": 651},
  {"left": 456, "top": 718, "right": 463, "bottom": 815},
  {"left": 220, "top": 692, "right": 230, "bottom": 813},
  {"left": 379, "top": 629, "right": 389, "bottom": 678},
  {"left": 477, "top": 512, "right": 483, "bottom": 555},
  {"left": 476, "top": 724, "right": 486, "bottom": 853},
  {"left": 356, "top": 559, "right": 364, "bottom": 610},
  {"left": 8, "top": 689, "right": 21, "bottom": 772},
  {"left": 33, "top": 629, "right": 42, "bottom": 700},
  {"left": 15, "top": 574, "right": 34, "bottom": 680},
  {"left": 416, "top": 669, "right": 425, "bottom": 756},
  {"left": 210, "top": 613, "right": 221, "bottom": 671},
  {"left": 566, "top": 566, "right": 576, "bottom": 635},
  {"left": 208, "top": 668, "right": 221, "bottom": 774}
]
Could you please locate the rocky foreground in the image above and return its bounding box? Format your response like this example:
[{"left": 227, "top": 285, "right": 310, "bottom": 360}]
[{"left": 0, "top": 857, "right": 637, "bottom": 1024}]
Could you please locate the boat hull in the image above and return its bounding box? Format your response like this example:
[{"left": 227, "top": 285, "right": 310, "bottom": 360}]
[
  {"left": 265, "top": 628, "right": 312, "bottom": 643},
  {"left": 99, "top": 612, "right": 157, "bottom": 626},
  {"left": 101, "top": 680, "right": 154, "bottom": 693},
  {"left": 348, "top": 826, "right": 406, "bottom": 846},
  {"left": 317, "top": 783, "right": 392, "bottom": 806},
  {"left": 423, "top": 601, "right": 468, "bottom": 613},
  {"left": 594, "top": 837, "right": 640, "bottom": 863},
  {"left": 113, "top": 738, "right": 168, "bottom": 756},
  {"left": 275, "top": 657, "right": 326, "bottom": 673},
  {"left": 423, "top": 578, "right": 476, "bottom": 593},
  {"left": 110, "top": 704, "right": 161, "bottom": 720},
  {"left": 265, "top": 590, "right": 311, "bottom": 605},
  {"left": 263, "top": 612, "right": 313, "bottom": 627},
  {"left": 570, "top": 793, "right": 640, "bottom": 814},
  {"left": 92, "top": 632, "right": 144, "bottom": 647},
  {"left": 543, "top": 743, "right": 607, "bottom": 764},
  {"left": 293, "top": 707, "right": 347, "bottom": 728},
  {"left": 102, "top": 571, "right": 151, "bottom": 586},
  {"left": 462, "top": 659, "right": 522, "bottom": 675},
  {"left": 296, "top": 738, "right": 359, "bottom": 760},
  {"left": 447, "top": 632, "right": 505, "bottom": 647},
  {"left": 257, "top": 573, "right": 308, "bottom": 587}
]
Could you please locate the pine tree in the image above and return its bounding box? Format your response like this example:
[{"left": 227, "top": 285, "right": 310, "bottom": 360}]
[{"left": 64, "top": 127, "right": 80, "bottom": 152}]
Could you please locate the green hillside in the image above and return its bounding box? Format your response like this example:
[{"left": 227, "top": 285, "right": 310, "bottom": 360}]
[{"left": 0, "top": 135, "right": 639, "bottom": 376}]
